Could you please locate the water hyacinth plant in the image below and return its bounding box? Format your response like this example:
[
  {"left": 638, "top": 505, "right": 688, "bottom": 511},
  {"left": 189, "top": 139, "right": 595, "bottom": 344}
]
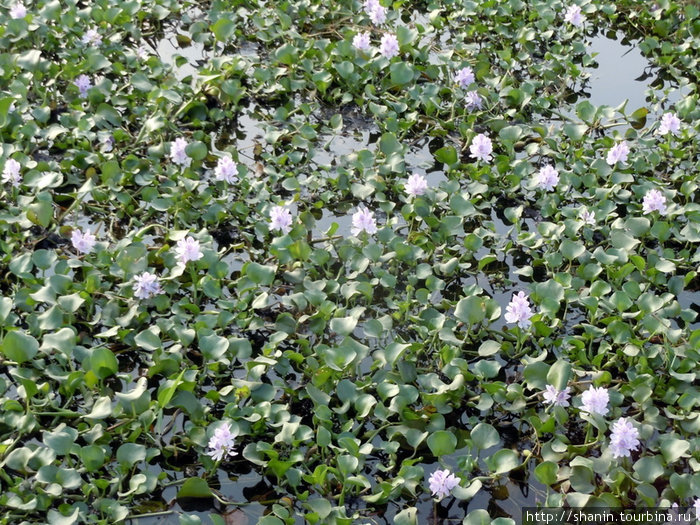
[{"left": 0, "top": 0, "right": 698, "bottom": 523}]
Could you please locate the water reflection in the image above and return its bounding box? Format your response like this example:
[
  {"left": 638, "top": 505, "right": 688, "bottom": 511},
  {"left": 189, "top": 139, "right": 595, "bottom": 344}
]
[{"left": 585, "top": 31, "right": 688, "bottom": 112}]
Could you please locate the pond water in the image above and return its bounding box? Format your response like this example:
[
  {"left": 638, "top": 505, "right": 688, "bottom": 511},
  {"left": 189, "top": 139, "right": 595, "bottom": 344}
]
[{"left": 585, "top": 31, "right": 689, "bottom": 113}]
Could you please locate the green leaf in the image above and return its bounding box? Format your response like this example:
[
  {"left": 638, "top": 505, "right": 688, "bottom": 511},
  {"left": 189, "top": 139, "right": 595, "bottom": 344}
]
[
  {"left": 470, "top": 423, "right": 499, "bottom": 449},
  {"left": 185, "top": 141, "right": 207, "bottom": 161},
  {"left": 336, "top": 61, "right": 354, "bottom": 80},
  {"left": 79, "top": 445, "right": 106, "bottom": 472},
  {"left": 659, "top": 437, "right": 689, "bottom": 464},
  {"left": 563, "top": 123, "right": 588, "bottom": 140},
  {"left": 394, "top": 507, "right": 417, "bottom": 525},
  {"left": 560, "top": 239, "right": 585, "bottom": 260},
  {"left": 546, "top": 360, "right": 571, "bottom": 391},
  {"left": 454, "top": 296, "right": 485, "bottom": 325},
  {"left": 1, "top": 331, "right": 39, "bottom": 363},
  {"left": 177, "top": 478, "right": 213, "bottom": 499},
  {"left": 629, "top": 107, "right": 648, "bottom": 130},
  {"left": 633, "top": 456, "right": 664, "bottom": 483},
  {"left": 116, "top": 443, "right": 147, "bottom": 467},
  {"left": 452, "top": 479, "right": 481, "bottom": 500},
  {"left": 434, "top": 146, "right": 458, "bottom": 166},
  {"left": 464, "top": 509, "right": 491, "bottom": 525},
  {"left": 245, "top": 262, "right": 276, "bottom": 285},
  {"left": 478, "top": 341, "right": 500, "bottom": 357},
  {"left": 157, "top": 369, "right": 186, "bottom": 409},
  {"left": 330, "top": 316, "right": 358, "bottom": 337},
  {"left": 534, "top": 461, "right": 558, "bottom": 485},
  {"left": 199, "top": 333, "right": 229, "bottom": 360},
  {"left": 427, "top": 430, "right": 457, "bottom": 456},
  {"left": 486, "top": 449, "right": 520, "bottom": 474},
  {"left": 211, "top": 18, "right": 236, "bottom": 41},
  {"left": 390, "top": 62, "right": 414, "bottom": 86}
]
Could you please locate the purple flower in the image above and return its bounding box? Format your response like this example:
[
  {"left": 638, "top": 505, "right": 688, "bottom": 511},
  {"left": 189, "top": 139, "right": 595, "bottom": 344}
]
[
  {"left": 564, "top": 5, "right": 584, "bottom": 27},
  {"left": 175, "top": 236, "right": 203, "bottom": 264},
  {"left": 133, "top": 272, "right": 163, "bottom": 299},
  {"left": 101, "top": 134, "right": 115, "bottom": 153},
  {"left": 170, "top": 137, "right": 192, "bottom": 169},
  {"left": 694, "top": 500, "right": 700, "bottom": 520},
  {"left": 658, "top": 112, "right": 681, "bottom": 136},
  {"left": 9, "top": 2, "right": 26, "bottom": 19},
  {"left": 364, "top": 0, "right": 387, "bottom": 25},
  {"left": 642, "top": 189, "right": 667, "bottom": 215},
  {"left": 534, "top": 164, "right": 560, "bottom": 191},
  {"left": 606, "top": 141, "right": 630, "bottom": 166},
  {"left": 2, "top": 158, "right": 22, "bottom": 187},
  {"left": 136, "top": 46, "right": 150, "bottom": 60},
  {"left": 351, "top": 205, "right": 377, "bottom": 236},
  {"left": 504, "top": 291, "right": 533, "bottom": 329},
  {"left": 580, "top": 386, "right": 609, "bottom": 416},
  {"left": 353, "top": 32, "right": 371, "bottom": 52},
  {"left": 428, "top": 469, "right": 460, "bottom": 500},
  {"left": 379, "top": 33, "right": 399, "bottom": 59},
  {"left": 71, "top": 229, "right": 97, "bottom": 254},
  {"left": 214, "top": 155, "right": 238, "bottom": 184},
  {"left": 405, "top": 173, "right": 428, "bottom": 198},
  {"left": 74, "top": 75, "right": 92, "bottom": 99},
  {"left": 543, "top": 385, "right": 571, "bottom": 407},
  {"left": 455, "top": 66, "right": 475, "bottom": 88},
  {"left": 465, "top": 91, "right": 483, "bottom": 111},
  {"left": 368, "top": 5, "right": 387, "bottom": 25},
  {"left": 469, "top": 133, "right": 493, "bottom": 162},
  {"left": 206, "top": 423, "right": 237, "bottom": 462},
  {"left": 269, "top": 205, "right": 293, "bottom": 235},
  {"left": 81, "top": 28, "right": 102, "bottom": 46},
  {"left": 608, "top": 418, "right": 640, "bottom": 458},
  {"left": 580, "top": 208, "right": 596, "bottom": 225}
]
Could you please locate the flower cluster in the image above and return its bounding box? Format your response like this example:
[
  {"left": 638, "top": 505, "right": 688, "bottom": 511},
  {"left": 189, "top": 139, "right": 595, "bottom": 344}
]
[
  {"left": 580, "top": 386, "right": 609, "bottom": 416},
  {"left": 2, "top": 158, "right": 22, "bottom": 187},
  {"left": 470, "top": 133, "right": 493, "bottom": 163},
  {"left": 71, "top": 229, "right": 97, "bottom": 254},
  {"left": 606, "top": 141, "right": 630, "bottom": 165},
  {"left": 269, "top": 205, "right": 293, "bottom": 235},
  {"left": 580, "top": 207, "right": 596, "bottom": 225},
  {"left": 465, "top": 91, "right": 483, "bottom": 111},
  {"left": 133, "top": 272, "right": 163, "bottom": 299},
  {"left": 642, "top": 189, "right": 667, "bottom": 215},
  {"left": 74, "top": 75, "right": 92, "bottom": 99},
  {"left": 564, "top": 5, "right": 585, "bottom": 27},
  {"left": 455, "top": 66, "right": 474, "bottom": 88},
  {"left": 608, "top": 418, "right": 640, "bottom": 458},
  {"left": 379, "top": 33, "right": 399, "bottom": 59},
  {"left": 353, "top": 32, "right": 371, "bottom": 52},
  {"left": 658, "top": 112, "right": 680, "bottom": 136},
  {"left": 9, "top": 2, "right": 26, "bottom": 19},
  {"left": 534, "top": 164, "right": 559, "bottom": 191},
  {"left": 428, "top": 469, "right": 460, "bottom": 500},
  {"left": 404, "top": 173, "right": 428, "bottom": 198},
  {"left": 170, "top": 138, "right": 192, "bottom": 169},
  {"left": 351, "top": 205, "right": 378, "bottom": 236},
  {"left": 543, "top": 385, "right": 572, "bottom": 407},
  {"left": 175, "top": 236, "right": 203, "bottom": 264},
  {"left": 214, "top": 155, "right": 238, "bottom": 184},
  {"left": 364, "top": 0, "right": 387, "bottom": 25},
  {"left": 504, "top": 291, "right": 533, "bottom": 328},
  {"left": 206, "top": 423, "right": 237, "bottom": 461},
  {"left": 82, "top": 28, "right": 102, "bottom": 46}
]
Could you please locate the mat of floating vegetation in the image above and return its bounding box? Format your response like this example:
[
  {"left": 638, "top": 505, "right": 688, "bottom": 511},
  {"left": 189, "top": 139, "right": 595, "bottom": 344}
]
[{"left": 0, "top": 0, "right": 699, "bottom": 524}]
